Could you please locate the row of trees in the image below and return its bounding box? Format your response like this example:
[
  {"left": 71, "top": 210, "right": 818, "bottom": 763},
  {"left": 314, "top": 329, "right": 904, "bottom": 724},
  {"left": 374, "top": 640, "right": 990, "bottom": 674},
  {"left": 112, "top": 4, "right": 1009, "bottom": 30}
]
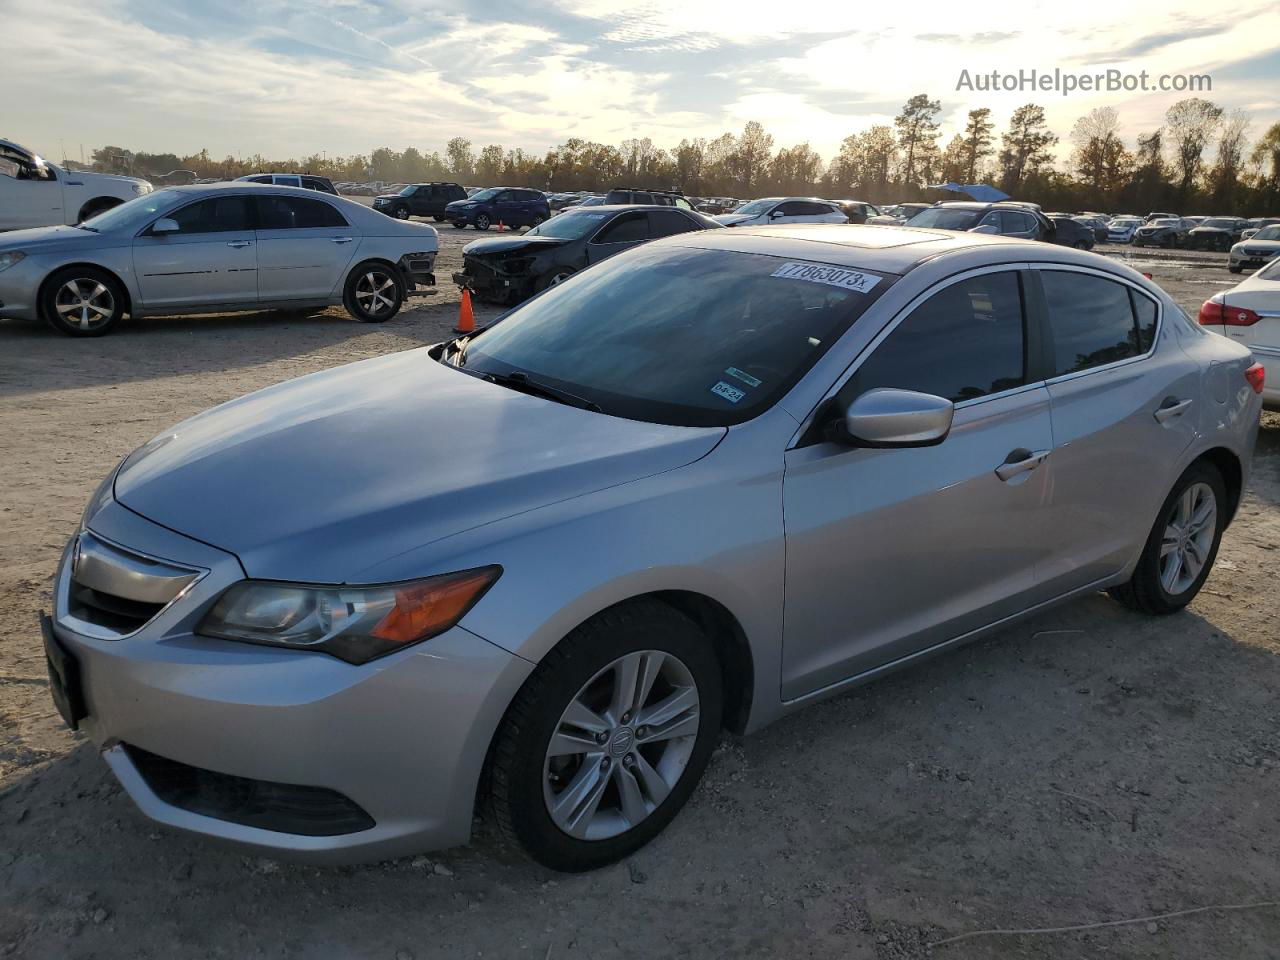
[{"left": 90, "top": 96, "right": 1280, "bottom": 214}]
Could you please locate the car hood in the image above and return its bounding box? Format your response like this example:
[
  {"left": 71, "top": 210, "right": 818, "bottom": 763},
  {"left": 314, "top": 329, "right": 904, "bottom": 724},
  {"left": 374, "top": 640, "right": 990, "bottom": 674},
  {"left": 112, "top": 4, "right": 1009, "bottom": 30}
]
[
  {"left": 713, "top": 213, "right": 758, "bottom": 226},
  {"left": 113, "top": 349, "right": 724, "bottom": 582},
  {"left": 463, "top": 235, "right": 569, "bottom": 257},
  {"left": 372, "top": 194, "right": 402, "bottom": 202},
  {"left": 0, "top": 224, "right": 112, "bottom": 252}
]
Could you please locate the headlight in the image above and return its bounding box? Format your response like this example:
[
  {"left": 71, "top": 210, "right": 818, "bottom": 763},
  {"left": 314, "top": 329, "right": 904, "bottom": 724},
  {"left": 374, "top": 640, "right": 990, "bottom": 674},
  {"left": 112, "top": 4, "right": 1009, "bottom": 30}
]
[
  {"left": 197, "top": 566, "right": 501, "bottom": 664},
  {"left": 0, "top": 251, "right": 26, "bottom": 273}
]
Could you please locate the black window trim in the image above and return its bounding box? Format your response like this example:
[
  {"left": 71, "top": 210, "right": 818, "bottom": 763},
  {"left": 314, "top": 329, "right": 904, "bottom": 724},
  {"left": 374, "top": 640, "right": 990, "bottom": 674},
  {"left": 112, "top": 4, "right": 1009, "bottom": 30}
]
[
  {"left": 1025, "top": 262, "right": 1163, "bottom": 385},
  {"left": 136, "top": 193, "right": 259, "bottom": 238},
  {"left": 589, "top": 210, "right": 650, "bottom": 245},
  {"left": 788, "top": 262, "right": 1043, "bottom": 450}
]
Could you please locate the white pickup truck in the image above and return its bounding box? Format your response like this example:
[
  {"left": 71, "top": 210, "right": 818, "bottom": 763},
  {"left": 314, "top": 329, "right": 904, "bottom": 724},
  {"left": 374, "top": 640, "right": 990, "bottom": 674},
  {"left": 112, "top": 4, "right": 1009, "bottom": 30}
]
[{"left": 1, "top": 140, "right": 152, "bottom": 231}]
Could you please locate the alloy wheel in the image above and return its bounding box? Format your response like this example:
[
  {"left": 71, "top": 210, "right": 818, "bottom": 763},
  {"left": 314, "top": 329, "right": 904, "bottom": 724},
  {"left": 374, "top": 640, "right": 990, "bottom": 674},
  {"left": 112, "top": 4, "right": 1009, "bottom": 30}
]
[
  {"left": 54, "top": 278, "right": 115, "bottom": 331},
  {"left": 543, "top": 650, "right": 700, "bottom": 841},
  {"left": 549, "top": 271, "right": 572, "bottom": 286},
  {"left": 353, "top": 270, "right": 397, "bottom": 317},
  {"left": 395, "top": 207, "right": 410, "bottom": 219},
  {"left": 1160, "top": 481, "right": 1217, "bottom": 595}
]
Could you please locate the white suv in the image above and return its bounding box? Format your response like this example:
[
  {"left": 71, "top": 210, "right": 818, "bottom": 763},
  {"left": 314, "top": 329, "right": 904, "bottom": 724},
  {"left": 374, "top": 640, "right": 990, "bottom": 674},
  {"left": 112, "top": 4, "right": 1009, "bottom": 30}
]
[
  {"left": 714, "top": 197, "right": 848, "bottom": 227},
  {"left": 0, "top": 140, "right": 152, "bottom": 231}
]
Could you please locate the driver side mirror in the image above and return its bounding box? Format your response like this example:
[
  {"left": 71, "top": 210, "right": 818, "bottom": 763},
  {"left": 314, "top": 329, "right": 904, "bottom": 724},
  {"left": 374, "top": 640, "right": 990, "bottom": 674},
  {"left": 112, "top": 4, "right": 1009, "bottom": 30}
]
[
  {"left": 151, "top": 218, "right": 179, "bottom": 235},
  {"left": 769, "top": 209, "right": 785, "bottom": 219},
  {"left": 839, "top": 388, "right": 954, "bottom": 448}
]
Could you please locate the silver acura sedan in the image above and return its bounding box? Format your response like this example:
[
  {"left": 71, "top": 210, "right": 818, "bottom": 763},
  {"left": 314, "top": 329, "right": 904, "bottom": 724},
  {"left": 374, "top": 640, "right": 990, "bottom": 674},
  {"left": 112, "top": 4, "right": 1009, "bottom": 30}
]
[
  {"left": 42, "top": 225, "right": 1263, "bottom": 871},
  {"left": 0, "top": 184, "right": 438, "bottom": 336}
]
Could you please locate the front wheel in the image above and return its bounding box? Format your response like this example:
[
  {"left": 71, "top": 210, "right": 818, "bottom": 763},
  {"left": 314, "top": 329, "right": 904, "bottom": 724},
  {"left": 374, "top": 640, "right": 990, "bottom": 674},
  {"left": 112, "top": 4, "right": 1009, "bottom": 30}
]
[
  {"left": 537, "top": 267, "right": 576, "bottom": 291},
  {"left": 394, "top": 206, "right": 411, "bottom": 220},
  {"left": 41, "top": 266, "right": 126, "bottom": 337},
  {"left": 1229, "top": 265, "right": 1243, "bottom": 274},
  {"left": 342, "top": 262, "right": 404, "bottom": 323},
  {"left": 1109, "top": 461, "right": 1226, "bottom": 615},
  {"left": 475, "top": 213, "right": 492, "bottom": 231},
  {"left": 487, "top": 600, "right": 723, "bottom": 872}
]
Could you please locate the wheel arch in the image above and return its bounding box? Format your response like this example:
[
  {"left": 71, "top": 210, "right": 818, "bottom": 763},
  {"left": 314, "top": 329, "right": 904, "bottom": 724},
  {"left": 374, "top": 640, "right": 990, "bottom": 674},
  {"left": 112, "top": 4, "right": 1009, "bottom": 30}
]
[
  {"left": 1194, "top": 446, "right": 1244, "bottom": 526},
  {"left": 37, "top": 262, "right": 134, "bottom": 320},
  {"left": 76, "top": 196, "right": 124, "bottom": 223}
]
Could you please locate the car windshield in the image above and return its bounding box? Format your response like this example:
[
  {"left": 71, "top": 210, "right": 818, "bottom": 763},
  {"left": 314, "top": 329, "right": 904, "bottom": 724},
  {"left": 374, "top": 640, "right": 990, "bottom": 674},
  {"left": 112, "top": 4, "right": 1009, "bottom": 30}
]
[
  {"left": 527, "top": 210, "right": 612, "bottom": 239},
  {"left": 1253, "top": 226, "right": 1280, "bottom": 241},
  {"left": 1154, "top": 219, "right": 1180, "bottom": 227},
  {"left": 79, "top": 190, "right": 178, "bottom": 231},
  {"left": 398, "top": 185, "right": 419, "bottom": 196},
  {"left": 468, "top": 188, "right": 501, "bottom": 202},
  {"left": 450, "top": 244, "right": 897, "bottom": 427},
  {"left": 732, "top": 199, "right": 777, "bottom": 216},
  {"left": 905, "top": 207, "right": 980, "bottom": 230},
  {"left": 1203, "top": 219, "right": 1236, "bottom": 228}
]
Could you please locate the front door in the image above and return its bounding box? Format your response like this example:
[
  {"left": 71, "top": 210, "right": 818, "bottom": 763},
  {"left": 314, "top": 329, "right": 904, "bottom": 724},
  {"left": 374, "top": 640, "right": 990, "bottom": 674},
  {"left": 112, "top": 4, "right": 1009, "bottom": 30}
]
[
  {"left": 132, "top": 195, "right": 258, "bottom": 308},
  {"left": 781, "top": 268, "right": 1055, "bottom": 700},
  {"left": 254, "top": 195, "right": 359, "bottom": 301},
  {"left": 586, "top": 211, "right": 650, "bottom": 263},
  {"left": 1031, "top": 267, "right": 1201, "bottom": 591}
]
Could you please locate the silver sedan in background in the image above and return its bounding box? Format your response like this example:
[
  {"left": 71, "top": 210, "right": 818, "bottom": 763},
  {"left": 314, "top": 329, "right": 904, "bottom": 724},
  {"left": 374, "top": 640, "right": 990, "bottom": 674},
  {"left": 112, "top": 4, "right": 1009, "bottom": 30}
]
[
  {"left": 42, "top": 225, "right": 1262, "bottom": 871},
  {"left": 0, "top": 184, "right": 439, "bottom": 336}
]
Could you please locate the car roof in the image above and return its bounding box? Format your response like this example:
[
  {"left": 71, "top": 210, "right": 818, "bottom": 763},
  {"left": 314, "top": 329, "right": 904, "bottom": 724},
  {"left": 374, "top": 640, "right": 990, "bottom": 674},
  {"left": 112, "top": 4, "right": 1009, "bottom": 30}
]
[{"left": 664, "top": 223, "right": 1059, "bottom": 274}]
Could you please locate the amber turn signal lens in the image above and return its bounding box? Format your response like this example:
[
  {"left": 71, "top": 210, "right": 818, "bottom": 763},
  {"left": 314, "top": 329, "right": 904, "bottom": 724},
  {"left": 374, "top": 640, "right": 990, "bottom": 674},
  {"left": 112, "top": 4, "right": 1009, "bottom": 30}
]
[{"left": 371, "top": 567, "right": 502, "bottom": 646}]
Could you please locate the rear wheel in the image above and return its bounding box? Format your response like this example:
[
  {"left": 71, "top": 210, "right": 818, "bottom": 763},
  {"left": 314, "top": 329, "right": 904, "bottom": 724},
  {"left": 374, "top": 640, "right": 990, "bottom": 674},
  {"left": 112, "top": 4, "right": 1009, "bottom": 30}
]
[
  {"left": 41, "top": 266, "right": 126, "bottom": 337},
  {"left": 487, "top": 600, "right": 723, "bottom": 872},
  {"left": 1229, "top": 265, "right": 1243, "bottom": 274},
  {"left": 433, "top": 215, "right": 447, "bottom": 222},
  {"left": 452, "top": 221, "right": 466, "bottom": 230},
  {"left": 342, "top": 262, "right": 403, "bottom": 323},
  {"left": 1109, "top": 461, "right": 1226, "bottom": 615}
]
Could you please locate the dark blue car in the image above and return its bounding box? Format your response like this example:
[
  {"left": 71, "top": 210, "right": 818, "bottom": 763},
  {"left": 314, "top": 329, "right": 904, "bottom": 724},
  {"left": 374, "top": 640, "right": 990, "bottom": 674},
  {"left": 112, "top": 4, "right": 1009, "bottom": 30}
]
[{"left": 445, "top": 187, "right": 550, "bottom": 230}]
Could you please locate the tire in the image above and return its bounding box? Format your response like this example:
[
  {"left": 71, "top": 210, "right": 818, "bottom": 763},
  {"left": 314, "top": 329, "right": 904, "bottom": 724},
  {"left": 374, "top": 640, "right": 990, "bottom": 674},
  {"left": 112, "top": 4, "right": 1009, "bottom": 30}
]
[
  {"left": 537, "top": 267, "right": 576, "bottom": 292},
  {"left": 487, "top": 599, "right": 723, "bottom": 872},
  {"left": 475, "top": 213, "right": 492, "bottom": 231},
  {"left": 1229, "top": 266, "right": 1243, "bottom": 274},
  {"left": 40, "top": 266, "right": 126, "bottom": 337},
  {"left": 452, "top": 221, "right": 466, "bottom": 230},
  {"left": 394, "top": 206, "right": 411, "bottom": 220},
  {"left": 1073, "top": 241, "right": 1089, "bottom": 250},
  {"left": 1108, "top": 461, "right": 1226, "bottom": 615},
  {"left": 77, "top": 197, "right": 122, "bottom": 224},
  {"left": 531, "top": 215, "right": 546, "bottom": 227},
  {"left": 342, "top": 262, "right": 404, "bottom": 323},
  {"left": 433, "top": 215, "right": 447, "bottom": 222}
]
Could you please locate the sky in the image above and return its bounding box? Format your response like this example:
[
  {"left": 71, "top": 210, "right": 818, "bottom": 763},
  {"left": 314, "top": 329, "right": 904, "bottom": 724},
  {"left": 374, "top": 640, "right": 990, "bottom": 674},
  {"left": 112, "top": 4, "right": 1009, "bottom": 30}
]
[{"left": 3, "top": 0, "right": 1279, "bottom": 167}]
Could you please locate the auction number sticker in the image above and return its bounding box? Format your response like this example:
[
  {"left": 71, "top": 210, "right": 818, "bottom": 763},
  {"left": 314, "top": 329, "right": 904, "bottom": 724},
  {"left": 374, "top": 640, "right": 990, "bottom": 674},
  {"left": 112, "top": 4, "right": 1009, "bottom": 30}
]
[
  {"left": 771, "top": 262, "right": 881, "bottom": 293},
  {"left": 710, "top": 381, "right": 746, "bottom": 404}
]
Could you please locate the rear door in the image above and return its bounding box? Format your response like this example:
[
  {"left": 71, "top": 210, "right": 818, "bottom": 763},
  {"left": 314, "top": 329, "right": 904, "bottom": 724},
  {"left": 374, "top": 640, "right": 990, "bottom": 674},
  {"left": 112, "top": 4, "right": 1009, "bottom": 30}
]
[
  {"left": 586, "top": 211, "right": 650, "bottom": 263},
  {"left": 132, "top": 195, "right": 259, "bottom": 307},
  {"left": 647, "top": 209, "right": 703, "bottom": 238},
  {"left": 1033, "top": 266, "right": 1201, "bottom": 591},
  {"left": 255, "top": 194, "right": 359, "bottom": 300}
]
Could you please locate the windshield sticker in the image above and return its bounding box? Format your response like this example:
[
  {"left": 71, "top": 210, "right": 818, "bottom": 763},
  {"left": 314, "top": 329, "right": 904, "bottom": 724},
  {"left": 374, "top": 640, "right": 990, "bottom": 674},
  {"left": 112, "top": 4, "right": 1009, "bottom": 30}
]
[
  {"left": 710, "top": 381, "right": 746, "bottom": 404},
  {"left": 726, "top": 367, "right": 762, "bottom": 388},
  {"left": 771, "top": 262, "right": 881, "bottom": 293}
]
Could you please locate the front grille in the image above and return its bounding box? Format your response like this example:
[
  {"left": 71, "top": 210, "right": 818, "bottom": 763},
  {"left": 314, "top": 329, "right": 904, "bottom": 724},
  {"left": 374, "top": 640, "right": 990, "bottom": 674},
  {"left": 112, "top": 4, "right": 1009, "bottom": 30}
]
[
  {"left": 65, "top": 532, "right": 200, "bottom": 635},
  {"left": 124, "top": 745, "right": 376, "bottom": 837},
  {"left": 69, "top": 584, "right": 164, "bottom": 633}
]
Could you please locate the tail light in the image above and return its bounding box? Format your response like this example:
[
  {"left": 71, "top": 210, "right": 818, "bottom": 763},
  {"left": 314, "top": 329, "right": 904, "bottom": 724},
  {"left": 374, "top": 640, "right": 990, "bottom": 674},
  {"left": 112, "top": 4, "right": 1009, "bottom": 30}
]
[
  {"left": 1245, "top": 363, "right": 1265, "bottom": 395},
  {"left": 1199, "top": 295, "right": 1261, "bottom": 327}
]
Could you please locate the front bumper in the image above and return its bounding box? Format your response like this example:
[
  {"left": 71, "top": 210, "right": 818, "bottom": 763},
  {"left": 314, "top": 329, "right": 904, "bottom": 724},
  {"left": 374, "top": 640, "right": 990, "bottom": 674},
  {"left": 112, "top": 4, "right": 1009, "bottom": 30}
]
[
  {"left": 46, "top": 499, "right": 533, "bottom": 863},
  {"left": 0, "top": 255, "right": 45, "bottom": 321},
  {"left": 1229, "top": 249, "right": 1278, "bottom": 270},
  {"left": 452, "top": 259, "right": 536, "bottom": 304}
]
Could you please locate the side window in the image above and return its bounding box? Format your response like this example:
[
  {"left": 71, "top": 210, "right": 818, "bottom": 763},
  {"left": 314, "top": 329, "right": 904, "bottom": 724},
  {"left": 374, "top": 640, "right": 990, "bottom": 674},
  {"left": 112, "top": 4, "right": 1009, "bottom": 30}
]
[
  {"left": 494, "top": 191, "right": 514, "bottom": 203},
  {"left": 165, "top": 196, "right": 253, "bottom": 234},
  {"left": 1131, "top": 290, "right": 1158, "bottom": 353},
  {"left": 675, "top": 197, "right": 692, "bottom": 210},
  {"left": 593, "top": 213, "right": 650, "bottom": 244},
  {"left": 256, "top": 195, "right": 347, "bottom": 229},
  {"left": 840, "top": 271, "right": 1026, "bottom": 405},
  {"left": 774, "top": 201, "right": 805, "bottom": 216},
  {"left": 648, "top": 210, "right": 700, "bottom": 238},
  {"left": 521, "top": 190, "right": 542, "bottom": 202},
  {"left": 632, "top": 192, "right": 654, "bottom": 204},
  {"left": 248, "top": 175, "right": 271, "bottom": 183},
  {"left": 978, "top": 211, "right": 1001, "bottom": 230},
  {"left": 1041, "top": 271, "right": 1143, "bottom": 375}
]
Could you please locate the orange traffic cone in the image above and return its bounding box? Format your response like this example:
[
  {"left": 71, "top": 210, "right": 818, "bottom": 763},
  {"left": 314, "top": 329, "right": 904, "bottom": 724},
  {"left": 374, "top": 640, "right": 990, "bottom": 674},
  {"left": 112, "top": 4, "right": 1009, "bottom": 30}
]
[
  {"left": 497, "top": 220, "right": 505, "bottom": 233},
  {"left": 455, "top": 288, "right": 475, "bottom": 334}
]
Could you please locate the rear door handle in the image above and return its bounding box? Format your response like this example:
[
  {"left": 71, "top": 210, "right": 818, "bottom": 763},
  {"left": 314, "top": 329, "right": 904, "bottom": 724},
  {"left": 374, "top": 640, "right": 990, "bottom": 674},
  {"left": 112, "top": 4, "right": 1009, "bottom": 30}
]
[
  {"left": 995, "top": 448, "right": 1051, "bottom": 482},
  {"left": 1154, "top": 397, "right": 1193, "bottom": 423},
  {"left": 330, "top": 237, "right": 354, "bottom": 244},
  {"left": 226, "top": 240, "right": 253, "bottom": 248}
]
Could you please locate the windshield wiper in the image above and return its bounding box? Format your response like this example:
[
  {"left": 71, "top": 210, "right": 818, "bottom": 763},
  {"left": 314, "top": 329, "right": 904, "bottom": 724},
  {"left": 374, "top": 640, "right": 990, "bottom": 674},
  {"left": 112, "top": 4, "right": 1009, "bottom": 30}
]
[{"left": 482, "top": 370, "right": 603, "bottom": 413}]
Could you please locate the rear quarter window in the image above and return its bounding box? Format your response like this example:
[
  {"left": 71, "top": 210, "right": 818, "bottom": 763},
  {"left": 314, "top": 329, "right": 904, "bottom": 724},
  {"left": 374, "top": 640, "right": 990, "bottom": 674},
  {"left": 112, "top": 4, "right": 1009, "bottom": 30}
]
[{"left": 1041, "top": 271, "right": 1148, "bottom": 376}]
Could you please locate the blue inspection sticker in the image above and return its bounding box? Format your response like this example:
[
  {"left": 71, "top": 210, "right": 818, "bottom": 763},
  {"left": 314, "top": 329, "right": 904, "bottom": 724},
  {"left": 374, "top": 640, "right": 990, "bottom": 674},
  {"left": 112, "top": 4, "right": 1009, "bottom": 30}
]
[{"left": 710, "top": 381, "right": 746, "bottom": 404}]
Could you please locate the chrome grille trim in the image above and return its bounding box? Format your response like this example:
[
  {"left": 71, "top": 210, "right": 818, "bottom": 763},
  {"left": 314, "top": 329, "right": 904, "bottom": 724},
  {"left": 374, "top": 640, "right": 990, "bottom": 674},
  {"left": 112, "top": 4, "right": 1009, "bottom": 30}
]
[{"left": 73, "top": 531, "right": 199, "bottom": 604}]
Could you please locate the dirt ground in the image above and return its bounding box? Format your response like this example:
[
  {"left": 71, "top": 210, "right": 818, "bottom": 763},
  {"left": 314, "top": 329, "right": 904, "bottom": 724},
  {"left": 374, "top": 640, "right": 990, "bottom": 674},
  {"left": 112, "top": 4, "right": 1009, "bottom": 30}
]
[{"left": 1, "top": 231, "right": 1278, "bottom": 960}]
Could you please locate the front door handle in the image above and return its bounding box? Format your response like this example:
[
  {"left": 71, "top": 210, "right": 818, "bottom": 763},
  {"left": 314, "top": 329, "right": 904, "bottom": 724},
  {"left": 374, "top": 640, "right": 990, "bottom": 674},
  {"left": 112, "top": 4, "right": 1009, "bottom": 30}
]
[
  {"left": 1154, "top": 397, "right": 1193, "bottom": 423},
  {"left": 330, "top": 237, "right": 354, "bottom": 244},
  {"left": 995, "top": 448, "right": 1051, "bottom": 482},
  {"left": 226, "top": 240, "right": 253, "bottom": 248}
]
